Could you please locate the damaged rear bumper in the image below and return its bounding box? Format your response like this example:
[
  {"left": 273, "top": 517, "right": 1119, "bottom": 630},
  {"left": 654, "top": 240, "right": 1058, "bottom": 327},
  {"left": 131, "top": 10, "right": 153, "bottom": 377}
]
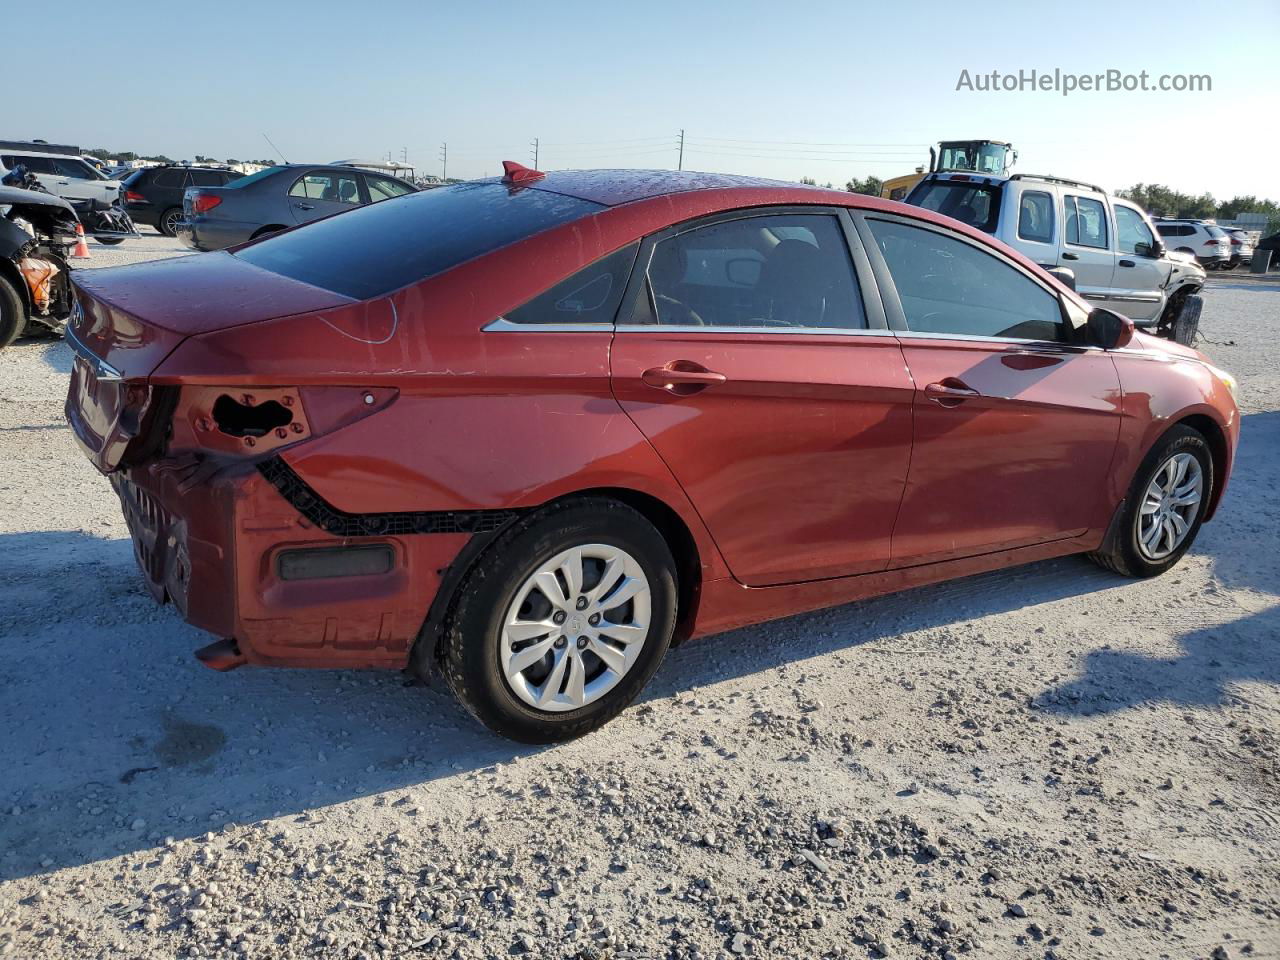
[{"left": 111, "top": 455, "right": 473, "bottom": 669}]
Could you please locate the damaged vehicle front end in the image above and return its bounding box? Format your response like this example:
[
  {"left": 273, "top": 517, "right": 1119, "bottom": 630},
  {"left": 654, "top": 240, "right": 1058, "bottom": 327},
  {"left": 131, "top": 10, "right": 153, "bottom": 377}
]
[{"left": 0, "top": 185, "right": 80, "bottom": 348}]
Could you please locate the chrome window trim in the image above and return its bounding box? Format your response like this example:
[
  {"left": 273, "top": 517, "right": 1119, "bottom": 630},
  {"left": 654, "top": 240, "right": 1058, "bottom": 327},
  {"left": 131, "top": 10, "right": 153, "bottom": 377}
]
[
  {"left": 614, "top": 323, "right": 895, "bottom": 338},
  {"left": 891, "top": 329, "right": 1102, "bottom": 351},
  {"left": 64, "top": 311, "right": 123, "bottom": 382},
  {"left": 482, "top": 317, "right": 614, "bottom": 333}
]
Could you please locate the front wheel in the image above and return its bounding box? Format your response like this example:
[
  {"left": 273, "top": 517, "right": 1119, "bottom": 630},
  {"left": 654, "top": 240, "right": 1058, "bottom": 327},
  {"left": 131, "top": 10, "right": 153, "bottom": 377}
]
[
  {"left": 1090, "top": 425, "right": 1213, "bottom": 578},
  {"left": 427, "top": 498, "right": 678, "bottom": 743}
]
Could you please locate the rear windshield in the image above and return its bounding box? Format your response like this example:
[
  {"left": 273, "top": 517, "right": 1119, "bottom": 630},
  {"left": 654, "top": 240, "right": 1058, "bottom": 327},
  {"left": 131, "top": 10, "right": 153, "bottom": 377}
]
[
  {"left": 1205, "top": 224, "right": 1226, "bottom": 239},
  {"left": 905, "top": 180, "right": 1002, "bottom": 233},
  {"left": 234, "top": 182, "right": 603, "bottom": 300}
]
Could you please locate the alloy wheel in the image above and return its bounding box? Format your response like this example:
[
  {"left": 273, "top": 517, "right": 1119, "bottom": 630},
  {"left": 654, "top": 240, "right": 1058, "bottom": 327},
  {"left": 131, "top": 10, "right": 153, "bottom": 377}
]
[
  {"left": 1137, "top": 452, "right": 1204, "bottom": 561},
  {"left": 500, "top": 544, "right": 651, "bottom": 713}
]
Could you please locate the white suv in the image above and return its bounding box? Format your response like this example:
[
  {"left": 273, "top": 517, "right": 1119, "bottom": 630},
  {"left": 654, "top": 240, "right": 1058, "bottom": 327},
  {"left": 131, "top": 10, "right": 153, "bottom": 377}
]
[
  {"left": 906, "top": 172, "right": 1206, "bottom": 343},
  {"left": 1153, "top": 218, "right": 1232, "bottom": 269},
  {"left": 0, "top": 146, "right": 123, "bottom": 207}
]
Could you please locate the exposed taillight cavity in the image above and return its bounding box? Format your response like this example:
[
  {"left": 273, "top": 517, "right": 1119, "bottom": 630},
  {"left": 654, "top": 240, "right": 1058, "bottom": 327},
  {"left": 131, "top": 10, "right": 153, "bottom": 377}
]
[
  {"left": 192, "top": 193, "right": 222, "bottom": 214},
  {"left": 165, "top": 386, "right": 397, "bottom": 460},
  {"left": 124, "top": 190, "right": 148, "bottom": 203}
]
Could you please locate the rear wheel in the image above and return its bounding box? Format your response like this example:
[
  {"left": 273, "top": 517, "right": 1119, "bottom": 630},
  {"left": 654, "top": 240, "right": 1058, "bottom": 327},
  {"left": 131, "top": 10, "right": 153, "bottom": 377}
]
[
  {"left": 0, "top": 275, "right": 27, "bottom": 349},
  {"left": 1090, "top": 425, "right": 1213, "bottom": 578},
  {"left": 95, "top": 237, "right": 125, "bottom": 246},
  {"left": 158, "top": 207, "right": 183, "bottom": 237},
  {"left": 428, "top": 498, "right": 678, "bottom": 743}
]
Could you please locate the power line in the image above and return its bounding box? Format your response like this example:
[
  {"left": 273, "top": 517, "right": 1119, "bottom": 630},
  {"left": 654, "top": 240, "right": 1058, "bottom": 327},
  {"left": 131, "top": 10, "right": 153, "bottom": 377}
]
[{"left": 689, "top": 136, "right": 928, "bottom": 147}]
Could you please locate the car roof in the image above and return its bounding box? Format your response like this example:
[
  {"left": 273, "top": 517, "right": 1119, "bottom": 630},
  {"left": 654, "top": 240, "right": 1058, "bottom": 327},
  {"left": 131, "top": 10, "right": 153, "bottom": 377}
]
[{"left": 510, "top": 168, "right": 811, "bottom": 207}]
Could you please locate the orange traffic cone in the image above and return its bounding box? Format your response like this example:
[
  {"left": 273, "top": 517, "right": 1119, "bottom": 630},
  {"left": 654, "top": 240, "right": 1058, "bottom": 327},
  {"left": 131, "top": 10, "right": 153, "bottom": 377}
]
[{"left": 71, "top": 223, "right": 90, "bottom": 259}]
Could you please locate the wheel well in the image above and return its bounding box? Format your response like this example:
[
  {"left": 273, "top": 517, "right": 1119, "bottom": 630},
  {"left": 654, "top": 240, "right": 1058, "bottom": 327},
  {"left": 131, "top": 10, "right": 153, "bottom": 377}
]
[
  {"left": 250, "top": 225, "right": 287, "bottom": 240},
  {"left": 1177, "top": 414, "right": 1228, "bottom": 520},
  {"left": 412, "top": 487, "right": 705, "bottom": 674},
  {"left": 558, "top": 488, "right": 703, "bottom": 645}
]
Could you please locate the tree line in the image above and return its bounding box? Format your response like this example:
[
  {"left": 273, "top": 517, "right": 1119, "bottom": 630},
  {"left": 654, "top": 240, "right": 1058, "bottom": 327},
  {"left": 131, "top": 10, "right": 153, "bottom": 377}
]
[{"left": 85, "top": 148, "right": 278, "bottom": 168}]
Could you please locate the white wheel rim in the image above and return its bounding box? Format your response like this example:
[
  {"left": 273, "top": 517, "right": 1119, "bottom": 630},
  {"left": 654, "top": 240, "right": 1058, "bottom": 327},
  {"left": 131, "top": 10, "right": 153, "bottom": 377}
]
[
  {"left": 500, "top": 544, "right": 651, "bottom": 713},
  {"left": 1137, "top": 452, "right": 1204, "bottom": 561}
]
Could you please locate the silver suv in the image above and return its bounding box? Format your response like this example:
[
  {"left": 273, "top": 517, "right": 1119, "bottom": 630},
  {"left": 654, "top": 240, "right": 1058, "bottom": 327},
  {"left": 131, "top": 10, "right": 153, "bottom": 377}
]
[{"left": 906, "top": 172, "right": 1205, "bottom": 343}]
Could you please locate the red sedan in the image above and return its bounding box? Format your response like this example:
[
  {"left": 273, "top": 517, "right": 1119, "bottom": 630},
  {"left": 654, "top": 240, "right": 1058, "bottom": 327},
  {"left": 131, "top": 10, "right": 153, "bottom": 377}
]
[{"left": 64, "top": 165, "right": 1240, "bottom": 742}]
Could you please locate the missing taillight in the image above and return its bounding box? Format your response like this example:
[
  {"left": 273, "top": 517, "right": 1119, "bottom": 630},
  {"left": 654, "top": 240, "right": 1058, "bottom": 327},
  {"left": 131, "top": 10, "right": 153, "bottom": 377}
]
[{"left": 212, "top": 394, "right": 294, "bottom": 438}]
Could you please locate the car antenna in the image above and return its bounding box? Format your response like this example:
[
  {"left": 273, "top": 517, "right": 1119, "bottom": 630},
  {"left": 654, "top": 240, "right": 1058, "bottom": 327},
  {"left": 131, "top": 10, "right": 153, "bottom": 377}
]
[{"left": 262, "top": 133, "right": 288, "bottom": 165}]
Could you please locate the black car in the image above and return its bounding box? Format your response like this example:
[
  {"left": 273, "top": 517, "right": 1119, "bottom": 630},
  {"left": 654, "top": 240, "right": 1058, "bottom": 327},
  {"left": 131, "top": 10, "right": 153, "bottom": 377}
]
[
  {"left": 123, "top": 165, "right": 244, "bottom": 236},
  {"left": 175, "top": 164, "right": 420, "bottom": 252}
]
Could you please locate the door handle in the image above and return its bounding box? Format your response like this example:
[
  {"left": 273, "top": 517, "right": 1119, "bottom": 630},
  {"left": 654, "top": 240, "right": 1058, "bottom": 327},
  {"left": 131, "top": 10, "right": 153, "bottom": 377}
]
[
  {"left": 1062, "top": 252, "right": 1080, "bottom": 261},
  {"left": 924, "top": 379, "right": 980, "bottom": 407},
  {"left": 641, "top": 361, "right": 727, "bottom": 395},
  {"left": 1118, "top": 259, "right": 1135, "bottom": 268},
  {"left": 294, "top": 202, "right": 315, "bottom": 210}
]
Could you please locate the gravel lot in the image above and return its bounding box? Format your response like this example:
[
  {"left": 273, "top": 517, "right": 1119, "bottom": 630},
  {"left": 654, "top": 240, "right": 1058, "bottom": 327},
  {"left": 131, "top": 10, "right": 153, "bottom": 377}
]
[{"left": 1, "top": 238, "right": 1277, "bottom": 960}]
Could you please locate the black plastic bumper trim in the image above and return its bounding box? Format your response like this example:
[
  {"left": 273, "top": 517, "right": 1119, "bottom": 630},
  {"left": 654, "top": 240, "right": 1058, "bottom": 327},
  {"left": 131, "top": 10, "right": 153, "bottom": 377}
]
[{"left": 257, "top": 456, "right": 524, "bottom": 537}]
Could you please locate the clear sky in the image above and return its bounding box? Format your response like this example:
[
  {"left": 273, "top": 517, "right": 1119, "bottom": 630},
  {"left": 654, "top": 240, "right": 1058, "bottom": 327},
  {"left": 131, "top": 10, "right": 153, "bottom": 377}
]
[{"left": 10, "top": 0, "right": 1277, "bottom": 199}]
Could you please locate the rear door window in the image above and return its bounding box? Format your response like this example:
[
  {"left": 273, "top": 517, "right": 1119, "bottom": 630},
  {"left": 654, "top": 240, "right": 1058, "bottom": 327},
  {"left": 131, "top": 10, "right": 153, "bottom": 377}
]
[
  {"left": 1016, "top": 191, "right": 1055, "bottom": 243},
  {"left": 155, "top": 169, "right": 189, "bottom": 188},
  {"left": 289, "top": 172, "right": 361, "bottom": 204},
  {"left": 235, "top": 182, "right": 602, "bottom": 300},
  {"left": 1065, "top": 195, "right": 1108, "bottom": 249},
  {"left": 3, "top": 155, "right": 56, "bottom": 174},
  {"left": 640, "top": 214, "right": 865, "bottom": 330}
]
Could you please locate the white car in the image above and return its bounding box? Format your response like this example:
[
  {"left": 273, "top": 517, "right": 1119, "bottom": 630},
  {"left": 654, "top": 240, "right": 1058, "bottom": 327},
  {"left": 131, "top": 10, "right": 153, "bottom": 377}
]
[
  {"left": 0, "top": 147, "right": 123, "bottom": 207},
  {"left": 1153, "top": 218, "right": 1232, "bottom": 269},
  {"left": 906, "top": 171, "right": 1206, "bottom": 343}
]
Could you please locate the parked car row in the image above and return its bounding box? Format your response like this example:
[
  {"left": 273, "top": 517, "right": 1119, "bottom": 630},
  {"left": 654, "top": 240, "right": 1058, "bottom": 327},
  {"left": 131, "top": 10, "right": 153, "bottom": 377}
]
[
  {"left": 123, "top": 165, "right": 244, "bottom": 236},
  {"left": 174, "top": 163, "right": 419, "bottom": 251},
  {"left": 62, "top": 165, "right": 1240, "bottom": 742}
]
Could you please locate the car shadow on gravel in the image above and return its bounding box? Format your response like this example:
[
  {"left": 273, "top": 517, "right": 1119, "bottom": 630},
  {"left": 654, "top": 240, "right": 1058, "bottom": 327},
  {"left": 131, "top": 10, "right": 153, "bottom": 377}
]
[
  {"left": 3, "top": 414, "right": 1275, "bottom": 883},
  {"left": 1037, "top": 411, "right": 1280, "bottom": 718}
]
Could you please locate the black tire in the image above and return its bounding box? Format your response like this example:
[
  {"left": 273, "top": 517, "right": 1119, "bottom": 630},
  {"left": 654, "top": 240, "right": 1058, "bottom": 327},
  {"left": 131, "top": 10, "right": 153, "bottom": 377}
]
[
  {"left": 95, "top": 237, "right": 125, "bottom": 246},
  {"left": 426, "top": 498, "right": 678, "bottom": 743},
  {"left": 158, "top": 207, "right": 183, "bottom": 237},
  {"left": 250, "top": 225, "right": 285, "bottom": 241},
  {"left": 0, "top": 274, "right": 26, "bottom": 349},
  {"left": 1089, "top": 425, "right": 1213, "bottom": 578},
  {"left": 1172, "top": 293, "right": 1202, "bottom": 346}
]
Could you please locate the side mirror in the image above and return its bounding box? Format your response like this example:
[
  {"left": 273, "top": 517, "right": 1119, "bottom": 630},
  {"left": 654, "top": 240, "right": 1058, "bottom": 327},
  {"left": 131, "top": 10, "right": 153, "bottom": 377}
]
[
  {"left": 1151, "top": 239, "right": 1166, "bottom": 258},
  {"left": 1046, "top": 266, "right": 1076, "bottom": 291},
  {"left": 1087, "top": 307, "right": 1135, "bottom": 350}
]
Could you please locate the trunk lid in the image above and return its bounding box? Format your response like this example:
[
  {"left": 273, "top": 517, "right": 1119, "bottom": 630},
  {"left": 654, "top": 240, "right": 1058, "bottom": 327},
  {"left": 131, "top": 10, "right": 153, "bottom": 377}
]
[{"left": 65, "top": 252, "right": 353, "bottom": 473}]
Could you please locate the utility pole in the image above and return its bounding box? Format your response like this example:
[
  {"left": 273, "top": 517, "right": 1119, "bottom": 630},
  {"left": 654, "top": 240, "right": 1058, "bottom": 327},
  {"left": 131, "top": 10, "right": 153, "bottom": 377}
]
[
  {"left": 531, "top": 137, "right": 539, "bottom": 168},
  {"left": 677, "top": 129, "right": 684, "bottom": 171},
  {"left": 401, "top": 146, "right": 408, "bottom": 164},
  {"left": 439, "top": 142, "right": 447, "bottom": 182}
]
